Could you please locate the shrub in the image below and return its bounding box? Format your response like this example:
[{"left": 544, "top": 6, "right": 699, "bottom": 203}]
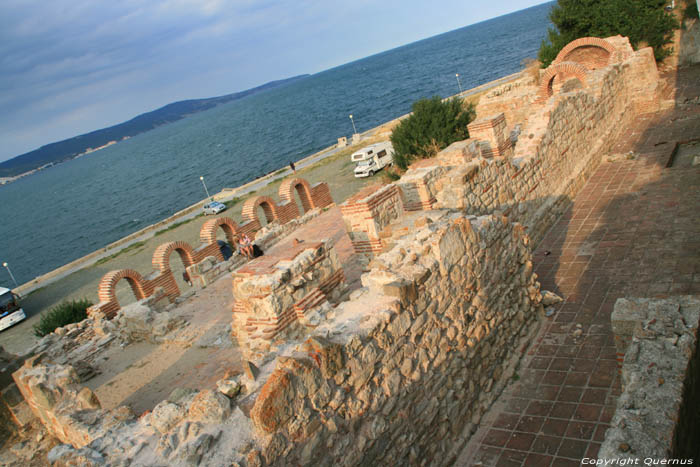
[
  {"left": 538, "top": 0, "right": 679, "bottom": 67},
  {"left": 382, "top": 167, "right": 402, "bottom": 183},
  {"left": 390, "top": 97, "right": 475, "bottom": 170},
  {"left": 33, "top": 299, "right": 93, "bottom": 337},
  {"left": 684, "top": 2, "right": 699, "bottom": 20}
]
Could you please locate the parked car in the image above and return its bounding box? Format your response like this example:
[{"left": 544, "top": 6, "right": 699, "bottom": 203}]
[{"left": 203, "top": 201, "right": 226, "bottom": 215}]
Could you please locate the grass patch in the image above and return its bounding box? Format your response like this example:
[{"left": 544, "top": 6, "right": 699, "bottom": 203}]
[
  {"left": 23, "top": 286, "right": 45, "bottom": 298},
  {"left": 154, "top": 214, "right": 204, "bottom": 237},
  {"left": 224, "top": 197, "right": 241, "bottom": 209},
  {"left": 96, "top": 240, "right": 147, "bottom": 265},
  {"left": 33, "top": 298, "right": 93, "bottom": 337}
]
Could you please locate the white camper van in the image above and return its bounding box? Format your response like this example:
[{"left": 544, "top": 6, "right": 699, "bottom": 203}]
[
  {"left": 352, "top": 142, "right": 394, "bottom": 178},
  {"left": 0, "top": 287, "right": 25, "bottom": 331}
]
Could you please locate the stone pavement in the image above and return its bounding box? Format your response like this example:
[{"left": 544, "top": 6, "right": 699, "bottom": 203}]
[{"left": 461, "top": 65, "right": 700, "bottom": 466}]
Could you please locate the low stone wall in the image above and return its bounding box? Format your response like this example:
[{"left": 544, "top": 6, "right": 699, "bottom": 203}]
[
  {"left": 90, "top": 177, "right": 333, "bottom": 319},
  {"left": 43, "top": 211, "right": 543, "bottom": 466},
  {"left": 600, "top": 296, "right": 700, "bottom": 462},
  {"left": 0, "top": 346, "right": 27, "bottom": 436},
  {"left": 243, "top": 212, "right": 542, "bottom": 466},
  {"left": 232, "top": 240, "right": 345, "bottom": 355},
  {"left": 475, "top": 74, "right": 538, "bottom": 136},
  {"left": 254, "top": 206, "right": 327, "bottom": 251},
  {"left": 396, "top": 43, "right": 659, "bottom": 246},
  {"left": 340, "top": 184, "right": 404, "bottom": 259},
  {"left": 12, "top": 356, "right": 133, "bottom": 449}
]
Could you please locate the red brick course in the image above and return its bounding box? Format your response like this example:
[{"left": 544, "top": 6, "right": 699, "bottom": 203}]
[
  {"left": 89, "top": 177, "right": 334, "bottom": 318},
  {"left": 553, "top": 37, "right": 618, "bottom": 69}
]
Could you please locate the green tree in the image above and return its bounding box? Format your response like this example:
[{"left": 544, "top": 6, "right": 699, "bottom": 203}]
[
  {"left": 539, "top": 0, "right": 678, "bottom": 67},
  {"left": 390, "top": 97, "right": 475, "bottom": 170}
]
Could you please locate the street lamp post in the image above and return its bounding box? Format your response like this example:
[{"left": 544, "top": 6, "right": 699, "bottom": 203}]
[
  {"left": 2, "top": 262, "right": 18, "bottom": 289},
  {"left": 199, "top": 176, "right": 213, "bottom": 201},
  {"left": 455, "top": 73, "right": 463, "bottom": 95},
  {"left": 349, "top": 114, "right": 358, "bottom": 135}
]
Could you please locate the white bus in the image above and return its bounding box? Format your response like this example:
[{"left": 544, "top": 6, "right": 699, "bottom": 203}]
[{"left": 0, "top": 287, "right": 26, "bottom": 331}]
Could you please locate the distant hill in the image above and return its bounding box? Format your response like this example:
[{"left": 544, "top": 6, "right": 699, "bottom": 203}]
[{"left": 0, "top": 75, "right": 309, "bottom": 178}]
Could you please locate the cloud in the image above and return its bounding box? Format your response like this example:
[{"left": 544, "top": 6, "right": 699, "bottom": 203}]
[{"left": 0, "top": 0, "right": 547, "bottom": 161}]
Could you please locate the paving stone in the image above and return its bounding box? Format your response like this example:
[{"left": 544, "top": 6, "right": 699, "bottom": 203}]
[{"left": 465, "top": 62, "right": 700, "bottom": 465}]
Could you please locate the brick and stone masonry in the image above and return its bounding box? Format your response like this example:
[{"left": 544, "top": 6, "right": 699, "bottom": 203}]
[
  {"left": 339, "top": 183, "right": 404, "bottom": 260},
  {"left": 402, "top": 37, "right": 660, "bottom": 246},
  {"left": 231, "top": 240, "right": 345, "bottom": 355},
  {"left": 244, "top": 212, "right": 543, "bottom": 465},
  {"left": 19, "top": 35, "right": 687, "bottom": 466},
  {"left": 466, "top": 113, "right": 514, "bottom": 159},
  {"left": 601, "top": 296, "right": 700, "bottom": 462},
  {"left": 12, "top": 356, "right": 132, "bottom": 449},
  {"left": 89, "top": 177, "right": 333, "bottom": 318}
]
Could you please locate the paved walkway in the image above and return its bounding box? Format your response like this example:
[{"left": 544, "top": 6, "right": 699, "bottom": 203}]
[{"left": 461, "top": 65, "right": 700, "bottom": 466}]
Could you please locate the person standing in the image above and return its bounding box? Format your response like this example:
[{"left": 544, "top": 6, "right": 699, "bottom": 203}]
[{"left": 289, "top": 161, "right": 296, "bottom": 174}]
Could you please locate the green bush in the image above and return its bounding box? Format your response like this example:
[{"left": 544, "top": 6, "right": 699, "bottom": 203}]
[
  {"left": 538, "top": 0, "right": 679, "bottom": 67},
  {"left": 390, "top": 97, "right": 475, "bottom": 170},
  {"left": 33, "top": 299, "right": 93, "bottom": 337},
  {"left": 684, "top": 2, "right": 699, "bottom": 20}
]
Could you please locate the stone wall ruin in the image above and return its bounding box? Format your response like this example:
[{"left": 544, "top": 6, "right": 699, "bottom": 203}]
[
  {"left": 392, "top": 38, "right": 660, "bottom": 247},
  {"left": 601, "top": 296, "right": 700, "bottom": 462},
  {"left": 11, "top": 35, "right": 677, "bottom": 466},
  {"left": 232, "top": 240, "right": 346, "bottom": 356},
  {"left": 89, "top": 177, "right": 333, "bottom": 318}
]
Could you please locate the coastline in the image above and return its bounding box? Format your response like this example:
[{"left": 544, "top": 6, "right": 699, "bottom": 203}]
[{"left": 12, "top": 71, "right": 521, "bottom": 298}]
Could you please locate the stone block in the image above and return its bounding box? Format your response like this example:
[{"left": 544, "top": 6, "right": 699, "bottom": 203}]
[
  {"left": 600, "top": 296, "right": 700, "bottom": 462},
  {"left": 187, "top": 390, "right": 231, "bottom": 424}
]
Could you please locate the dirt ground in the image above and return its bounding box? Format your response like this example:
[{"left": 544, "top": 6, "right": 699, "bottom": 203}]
[
  {"left": 84, "top": 272, "right": 240, "bottom": 414},
  {"left": 83, "top": 206, "right": 357, "bottom": 416}
]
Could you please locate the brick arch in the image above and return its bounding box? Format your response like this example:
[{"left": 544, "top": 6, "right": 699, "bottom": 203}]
[
  {"left": 97, "top": 269, "right": 148, "bottom": 304},
  {"left": 553, "top": 37, "right": 617, "bottom": 69},
  {"left": 151, "top": 241, "right": 197, "bottom": 272},
  {"left": 279, "top": 178, "right": 314, "bottom": 214},
  {"left": 241, "top": 196, "right": 278, "bottom": 225},
  {"left": 200, "top": 217, "right": 239, "bottom": 245},
  {"left": 538, "top": 61, "right": 589, "bottom": 102}
]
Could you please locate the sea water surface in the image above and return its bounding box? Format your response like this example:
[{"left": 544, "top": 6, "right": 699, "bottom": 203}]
[{"left": 0, "top": 3, "right": 553, "bottom": 286}]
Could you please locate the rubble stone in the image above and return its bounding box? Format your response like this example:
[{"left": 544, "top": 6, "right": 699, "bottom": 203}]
[
  {"left": 600, "top": 296, "right": 700, "bottom": 462},
  {"left": 187, "top": 390, "right": 231, "bottom": 424}
]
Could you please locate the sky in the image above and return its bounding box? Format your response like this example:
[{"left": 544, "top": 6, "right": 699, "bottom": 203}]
[{"left": 0, "top": 0, "right": 547, "bottom": 162}]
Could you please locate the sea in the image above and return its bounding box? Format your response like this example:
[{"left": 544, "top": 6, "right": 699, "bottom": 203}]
[{"left": 0, "top": 3, "right": 553, "bottom": 287}]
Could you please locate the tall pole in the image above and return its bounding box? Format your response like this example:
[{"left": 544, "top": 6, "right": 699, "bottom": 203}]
[
  {"left": 349, "top": 114, "right": 358, "bottom": 135},
  {"left": 199, "top": 176, "right": 212, "bottom": 201},
  {"left": 2, "top": 262, "right": 18, "bottom": 289},
  {"left": 455, "top": 73, "right": 463, "bottom": 95}
]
